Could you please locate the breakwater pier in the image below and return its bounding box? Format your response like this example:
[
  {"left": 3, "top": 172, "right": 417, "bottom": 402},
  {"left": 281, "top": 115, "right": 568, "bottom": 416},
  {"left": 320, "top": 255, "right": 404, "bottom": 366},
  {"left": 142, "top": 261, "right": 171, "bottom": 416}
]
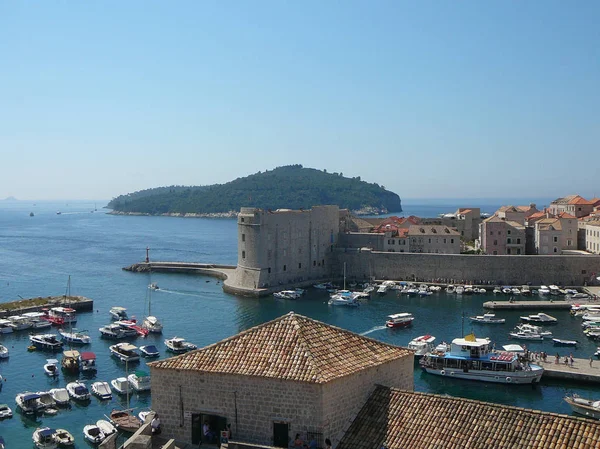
[
  {"left": 541, "top": 357, "right": 600, "bottom": 383},
  {"left": 124, "top": 261, "right": 236, "bottom": 279},
  {"left": 483, "top": 300, "right": 573, "bottom": 310},
  {"left": 0, "top": 295, "right": 93, "bottom": 318}
]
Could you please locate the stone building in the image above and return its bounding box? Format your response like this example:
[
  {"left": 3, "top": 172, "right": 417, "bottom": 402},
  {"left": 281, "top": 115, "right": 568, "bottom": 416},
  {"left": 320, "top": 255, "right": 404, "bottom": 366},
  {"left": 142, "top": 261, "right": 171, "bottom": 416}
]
[
  {"left": 148, "top": 312, "right": 413, "bottom": 448},
  {"left": 406, "top": 225, "right": 460, "bottom": 254},
  {"left": 584, "top": 221, "right": 600, "bottom": 254},
  {"left": 534, "top": 213, "right": 578, "bottom": 254},
  {"left": 479, "top": 216, "right": 526, "bottom": 255},
  {"left": 225, "top": 206, "right": 340, "bottom": 294},
  {"left": 549, "top": 195, "right": 596, "bottom": 218},
  {"left": 420, "top": 208, "right": 482, "bottom": 241},
  {"left": 337, "top": 385, "right": 600, "bottom": 449}
]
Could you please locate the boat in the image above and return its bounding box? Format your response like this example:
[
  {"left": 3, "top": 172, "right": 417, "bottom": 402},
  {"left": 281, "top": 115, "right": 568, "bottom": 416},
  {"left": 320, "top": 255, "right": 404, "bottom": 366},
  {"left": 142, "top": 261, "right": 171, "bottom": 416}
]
[
  {"left": 99, "top": 323, "right": 136, "bottom": 339},
  {"left": 96, "top": 420, "right": 117, "bottom": 438},
  {"left": 149, "top": 282, "right": 159, "bottom": 290},
  {"left": 58, "top": 328, "right": 91, "bottom": 345},
  {"left": 54, "top": 429, "right": 75, "bottom": 447},
  {"left": 595, "top": 347, "right": 600, "bottom": 358},
  {"left": 0, "top": 404, "right": 12, "bottom": 419},
  {"left": 464, "top": 286, "right": 474, "bottom": 295},
  {"left": 110, "top": 377, "right": 130, "bottom": 395},
  {"left": 385, "top": 313, "right": 414, "bottom": 328},
  {"left": 44, "top": 359, "right": 60, "bottom": 377},
  {"left": 377, "top": 285, "right": 388, "bottom": 295},
  {"left": 114, "top": 320, "right": 149, "bottom": 337},
  {"left": 110, "top": 409, "right": 142, "bottom": 433},
  {"left": 517, "top": 323, "right": 552, "bottom": 336},
  {"left": 511, "top": 288, "right": 521, "bottom": 295},
  {"left": 539, "top": 285, "right": 550, "bottom": 295},
  {"left": 552, "top": 338, "right": 578, "bottom": 346},
  {"left": 328, "top": 291, "right": 360, "bottom": 306},
  {"left": 478, "top": 288, "right": 487, "bottom": 294},
  {"left": 23, "top": 312, "right": 52, "bottom": 329},
  {"left": 109, "top": 343, "right": 140, "bottom": 363},
  {"left": 0, "top": 345, "right": 9, "bottom": 359},
  {"left": 128, "top": 370, "right": 151, "bottom": 392},
  {"left": 56, "top": 211, "right": 61, "bottom": 215},
  {"left": 493, "top": 287, "right": 501, "bottom": 294},
  {"left": 273, "top": 290, "right": 301, "bottom": 299},
  {"left": 520, "top": 313, "right": 558, "bottom": 325},
  {"left": 16, "top": 392, "right": 46, "bottom": 414},
  {"left": 549, "top": 285, "right": 560, "bottom": 295},
  {"left": 420, "top": 334, "right": 544, "bottom": 384},
  {"left": 109, "top": 307, "right": 128, "bottom": 321},
  {"left": 407, "top": 335, "right": 436, "bottom": 357},
  {"left": 138, "top": 410, "right": 154, "bottom": 423},
  {"left": 455, "top": 286, "right": 465, "bottom": 295},
  {"left": 509, "top": 331, "right": 544, "bottom": 341},
  {"left": 83, "top": 424, "right": 106, "bottom": 444},
  {"left": 0, "top": 319, "right": 14, "bottom": 334},
  {"left": 30, "top": 334, "right": 63, "bottom": 351},
  {"left": 48, "top": 388, "right": 70, "bottom": 406},
  {"left": 79, "top": 351, "right": 97, "bottom": 372},
  {"left": 61, "top": 350, "right": 80, "bottom": 373},
  {"left": 143, "top": 272, "right": 163, "bottom": 333},
  {"left": 66, "top": 381, "right": 90, "bottom": 401},
  {"left": 521, "top": 285, "right": 531, "bottom": 296},
  {"left": 469, "top": 313, "right": 506, "bottom": 324},
  {"left": 30, "top": 212, "right": 34, "bottom": 217},
  {"left": 417, "top": 290, "right": 433, "bottom": 296},
  {"left": 8, "top": 315, "right": 33, "bottom": 331},
  {"left": 165, "top": 336, "right": 197, "bottom": 354},
  {"left": 46, "top": 307, "right": 77, "bottom": 325},
  {"left": 91, "top": 381, "right": 112, "bottom": 400},
  {"left": 140, "top": 345, "right": 160, "bottom": 358},
  {"left": 446, "top": 285, "right": 456, "bottom": 293},
  {"left": 32, "top": 427, "right": 57, "bottom": 449},
  {"left": 565, "top": 394, "right": 600, "bottom": 420},
  {"left": 572, "top": 292, "right": 590, "bottom": 299},
  {"left": 313, "top": 283, "right": 331, "bottom": 290}
]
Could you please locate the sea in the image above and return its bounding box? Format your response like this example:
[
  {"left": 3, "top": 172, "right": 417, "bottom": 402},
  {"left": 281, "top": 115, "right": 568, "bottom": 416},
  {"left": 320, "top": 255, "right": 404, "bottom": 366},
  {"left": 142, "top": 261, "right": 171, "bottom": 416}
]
[{"left": 0, "top": 199, "right": 597, "bottom": 446}]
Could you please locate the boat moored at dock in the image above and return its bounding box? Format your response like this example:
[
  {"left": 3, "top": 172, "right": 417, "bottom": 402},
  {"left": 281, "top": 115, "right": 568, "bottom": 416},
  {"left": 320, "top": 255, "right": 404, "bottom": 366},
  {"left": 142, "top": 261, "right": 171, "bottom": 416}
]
[
  {"left": 469, "top": 313, "right": 505, "bottom": 324},
  {"left": 564, "top": 394, "right": 600, "bottom": 419},
  {"left": 109, "top": 343, "right": 140, "bottom": 363},
  {"left": 165, "top": 337, "right": 197, "bottom": 353},
  {"left": 520, "top": 312, "right": 558, "bottom": 325},
  {"left": 29, "top": 334, "right": 63, "bottom": 351},
  {"left": 66, "top": 381, "right": 90, "bottom": 401},
  {"left": 128, "top": 370, "right": 151, "bottom": 392},
  {"left": 407, "top": 335, "right": 436, "bottom": 357}
]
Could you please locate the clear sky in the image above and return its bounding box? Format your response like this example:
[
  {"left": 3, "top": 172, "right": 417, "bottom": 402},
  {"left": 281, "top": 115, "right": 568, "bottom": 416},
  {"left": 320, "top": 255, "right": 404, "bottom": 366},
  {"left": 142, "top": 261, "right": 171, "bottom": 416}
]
[{"left": 1, "top": 1, "right": 598, "bottom": 201}]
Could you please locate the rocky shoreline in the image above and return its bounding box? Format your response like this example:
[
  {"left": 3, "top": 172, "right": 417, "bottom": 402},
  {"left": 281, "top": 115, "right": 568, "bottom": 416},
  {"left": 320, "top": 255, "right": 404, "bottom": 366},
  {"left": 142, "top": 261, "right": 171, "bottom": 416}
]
[{"left": 108, "top": 207, "right": 397, "bottom": 218}]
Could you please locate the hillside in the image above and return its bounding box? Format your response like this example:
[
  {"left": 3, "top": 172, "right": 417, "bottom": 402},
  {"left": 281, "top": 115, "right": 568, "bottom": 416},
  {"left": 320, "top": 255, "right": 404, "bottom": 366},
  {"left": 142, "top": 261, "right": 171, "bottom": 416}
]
[{"left": 107, "top": 165, "right": 402, "bottom": 215}]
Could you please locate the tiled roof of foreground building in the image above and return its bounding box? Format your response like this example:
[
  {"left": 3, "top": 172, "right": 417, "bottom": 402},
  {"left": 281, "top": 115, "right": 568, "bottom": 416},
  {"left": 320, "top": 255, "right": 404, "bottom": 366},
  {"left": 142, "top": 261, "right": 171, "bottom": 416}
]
[
  {"left": 149, "top": 312, "right": 411, "bottom": 383},
  {"left": 338, "top": 386, "right": 600, "bottom": 449}
]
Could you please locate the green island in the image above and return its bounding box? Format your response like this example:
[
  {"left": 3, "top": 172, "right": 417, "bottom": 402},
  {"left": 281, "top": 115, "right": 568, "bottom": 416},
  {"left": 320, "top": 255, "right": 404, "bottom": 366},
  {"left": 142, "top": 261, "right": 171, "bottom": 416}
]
[{"left": 107, "top": 165, "right": 402, "bottom": 216}]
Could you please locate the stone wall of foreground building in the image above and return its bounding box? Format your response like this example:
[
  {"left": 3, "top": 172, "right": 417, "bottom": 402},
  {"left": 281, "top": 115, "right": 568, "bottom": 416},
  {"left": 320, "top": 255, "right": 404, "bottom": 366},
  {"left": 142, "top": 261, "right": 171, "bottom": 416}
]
[{"left": 335, "top": 249, "right": 600, "bottom": 286}]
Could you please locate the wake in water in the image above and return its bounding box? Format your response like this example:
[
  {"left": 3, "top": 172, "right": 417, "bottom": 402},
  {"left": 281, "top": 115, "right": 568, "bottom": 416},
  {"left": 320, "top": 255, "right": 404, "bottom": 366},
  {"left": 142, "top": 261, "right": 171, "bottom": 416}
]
[
  {"left": 153, "top": 289, "right": 204, "bottom": 298},
  {"left": 360, "top": 325, "right": 388, "bottom": 336}
]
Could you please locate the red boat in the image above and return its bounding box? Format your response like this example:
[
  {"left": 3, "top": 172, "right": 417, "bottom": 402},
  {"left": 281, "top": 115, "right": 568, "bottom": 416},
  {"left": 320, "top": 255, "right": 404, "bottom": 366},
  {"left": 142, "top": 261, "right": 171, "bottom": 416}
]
[
  {"left": 42, "top": 307, "right": 77, "bottom": 326},
  {"left": 386, "top": 313, "right": 414, "bottom": 328},
  {"left": 114, "top": 320, "right": 149, "bottom": 337}
]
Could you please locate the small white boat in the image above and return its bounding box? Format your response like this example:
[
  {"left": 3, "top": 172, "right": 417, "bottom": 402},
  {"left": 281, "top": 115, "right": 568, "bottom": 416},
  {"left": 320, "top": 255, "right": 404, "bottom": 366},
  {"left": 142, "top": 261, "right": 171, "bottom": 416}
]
[
  {"left": 22, "top": 312, "right": 52, "bottom": 329},
  {"left": 36, "top": 391, "right": 57, "bottom": 409},
  {"left": 552, "top": 338, "right": 578, "bottom": 346},
  {"left": 273, "top": 290, "right": 301, "bottom": 299},
  {"left": 30, "top": 334, "right": 63, "bottom": 351},
  {"left": 109, "top": 343, "right": 140, "bottom": 363},
  {"left": 49, "top": 388, "right": 70, "bottom": 406},
  {"left": 96, "top": 420, "right": 117, "bottom": 437},
  {"left": 99, "top": 323, "right": 136, "bottom": 339},
  {"left": 66, "top": 381, "right": 90, "bottom": 401},
  {"left": 492, "top": 286, "right": 501, "bottom": 294},
  {"left": 16, "top": 392, "right": 46, "bottom": 414},
  {"left": 44, "top": 359, "right": 59, "bottom": 377},
  {"left": 83, "top": 424, "right": 106, "bottom": 445},
  {"left": 520, "top": 313, "right": 558, "bottom": 325},
  {"left": 539, "top": 285, "right": 550, "bottom": 295},
  {"left": 142, "top": 315, "right": 163, "bottom": 333},
  {"left": 33, "top": 427, "right": 57, "bottom": 449},
  {"left": 61, "top": 350, "right": 80, "bottom": 373},
  {"left": 54, "top": 429, "right": 75, "bottom": 447},
  {"left": 149, "top": 282, "right": 159, "bottom": 290},
  {"left": 165, "top": 337, "right": 197, "bottom": 354},
  {"left": 0, "top": 319, "right": 14, "bottom": 334},
  {"left": 565, "top": 394, "right": 600, "bottom": 420},
  {"left": 128, "top": 370, "right": 151, "bottom": 392},
  {"left": 8, "top": 315, "right": 33, "bottom": 331},
  {"left": 407, "top": 335, "right": 436, "bottom": 357},
  {"left": 91, "top": 381, "right": 112, "bottom": 400},
  {"left": 110, "top": 377, "right": 130, "bottom": 395},
  {"left": 0, "top": 404, "right": 13, "bottom": 419},
  {"left": 478, "top": 288, "right": 487, "bottom": 294},
  {"left": 549, "top": 285, "right": 560, "bottom": 295},
  {"left": 446, "top": 285, "right": 456, "bottom": 293},
  {"left": 455, "top": 286, "right": 465, "bottom": 295},
  {"left": 109, "top": 307, "right": 128, "bottom": 321},
  {"left": 328, "top": 292, "right": 360, "bottom": 307},
  {"left": 59, "top": 328, "right": 91, "bottom": 345},
  {"left": 469, "top": 313, "right": 506, "bottom": 324}
]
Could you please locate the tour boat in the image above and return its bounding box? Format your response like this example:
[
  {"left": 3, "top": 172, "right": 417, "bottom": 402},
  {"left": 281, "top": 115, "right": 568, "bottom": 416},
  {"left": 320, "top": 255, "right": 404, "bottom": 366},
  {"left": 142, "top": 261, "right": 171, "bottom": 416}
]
[
  {"left": 66, "top": 381, "right": 90, "bottom": 401},
  {"left": 61, "top": 350, "right": 80, "bottom": 373},
  {"left": 83, "top": 424, "right": 106, "bottom": 444},
  {"left": 23, "top": 312, "right": 52, "bottom": 329},
  {"left": 552, "top": 338, "right": 578, "bottom": 346},
  {"left": 273, "top": 290, "right": 301, "bottom": 299},
  {"left": 128, "top": 370, "right": 151, "bottom": 392},
  {"left": 32, "top": 427, "right": 57, "bottom": 449},
  {"left": 8, "top": 315, "right": 33, "bottom": 331},
  {"left": 59, "top": 328, "right": 91, "bottom": 345},
  {"left": 0, "top": 345, "right": 8, "bottom": 359},
  {"left": 29, "top": 334, "right": 63, "bottom": 351},
  {"left": 110, "top": 409, "right": 142, "bottom": 433},
  {"left": 46, "top": 307, "right": 77, "bottom": 325},
  {"left": 407, "top": 335, "right": 436, "bottom": 357},
  {"left": 0, "top": 319, "right": 14, "bottom": 334},
  {"left": 54, "top": 429, "right": 75, "bottom": 447},
  {"left": 0, "top": 404, "right": 12, "bottom": 419},
  {"left": 16, "top": 392, "right": 46, "bottom": 414},
  {"left": 469, "top": 313, "right": 506, "bottom": 324},
  {"left": 420, "top": 334, "right": 544, "bottom": 384},
  {"left": 539, "top": 285, "right": 550, "bottom": 295},
  {"left": 79, "top": 351, "right": 97, "bottom": 372},
  {"left": 520, "top": 313, "right": 558, "bottom": 325},
  {"left": 44, "top": 359, "right": 59, "bottom": 377},
  {"left": 91, "top": 381, "right": 113, "bottom": 400},
  {"left": 385, "top": 313, "right": 414, "bottom": 328},
  {"left": 99, "top": 323, "right": 136, "bottom": 339},
  {"left": 110, "top": 377, "right": 130, "bottom": 395},
  {"left": 49, "top": 388, "right": 70, "bottom": 406},
  {"left": 165, "top": 336, "right": 197, "bottom": 353},
  {"left": 564, "top": 394, "right": 600, "bottom": 420},
  {"left": 109, "top": 307, "right": 128, "bottom": 321},
  {"left": 109, "top": 343, "right": 140, "bottom": 363},
  {"left": 96, "top": 420, "right": 117, "bottom": 438},
  {"left": 140, "top": 345, "right": 160, "bottom": 358}
]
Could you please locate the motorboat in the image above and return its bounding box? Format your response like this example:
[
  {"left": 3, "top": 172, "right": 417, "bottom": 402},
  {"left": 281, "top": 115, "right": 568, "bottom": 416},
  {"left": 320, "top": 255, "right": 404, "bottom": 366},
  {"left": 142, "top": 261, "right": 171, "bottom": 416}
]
[
  {"left": 469, "top": 313, "right": 506, "bottom": 324},
  {"left": 478, "top": 288, "right": 487, "bottom": 294},
  {"left": 273, "top": 290, "right": 301, "bottom": 299},
  {"left": 517, "top": 324, "right": 552, "bottom": 336},
  {"left": 109, "top": 307, "right": 128, "bottom": 321},
  {"left": 539, "top": 285, "right": 550, "bottom": 295},
  {"left": 140, "top": 345, "right": 160, "bottom": 358},
  {"left": 377, "top": 284, "right": 388, "bottom": 295},
  {"left": 464, "top": 286, "right": 474, "bottom": 295},
  {"left": 8, "top": 315, "right": 32, "bottom": 331},
  {"left": 509, "top": 324, "right": 553, "bottom": 341},
  {"left": 328, "top": 291, "right": 360, "bottom": 307},
  {"left": 385, "top": 313, "right": 414, "bottom": 328},
  {"left": 66, "top": 381, "right": 90, "bottom": 401},
  {"left": 128, "top": 370, "right": 151, "bottom": 392},
  {"left": 417, "top": 290, "right": 432, "bottom": 296},
  {"left": 110, "top": 377, "right": 130, "bottom": 395},
  {"left": 110, "top": 409, "right": 142, "bottom": 433},
  {"left": 114, "top": 320, "right": 149, "bottom": 337},
  {"left": 83, "top": 424, "right": 106, "bottom": 445},
  {"left": 99, "top": 323, "right": 136, "bottom": 339},
  {"left": 313, "top": 283, "right": 331, "bottom": 290},
  {"left": 91, "top": 381, "right": 112, "bottom": 400},
  {"left": 23, "top": 312, "right": 52, "bottom": 329},
  {"left": 572, "top": 293, "right": 590, "bottom": 299},
  {"left": 29, "top": 334, "right": 63, "bottom": 351},
  {"left": 446, "top": 285, "right": 456, "bottom": 293},
  {"left": 0, "top": 319, "right": 14, "bottom": 334},
  {"left": 420, "top": 334, "right": 544, "bottom": 384},
  {"left": 96, "top": 420, "right": 117, "bottom": 438},
  {"left": 58, "top": 328, "right": 91, "bottom": 345},
  {"left": 520, "top": 313, "right": 558, "bottom": 325},
  {"left": 109, "top": 343, "right": 140, "bottom": 363},
  {"left": 552, "top": 339, "right": 578, "bottom": 346},
  {"left": 405, "top": 288, "right": 419, "bottom": 296},
  {"left": 142, "top": 316, "right": 163, "bottom": 334},
  {"left": 549, "top": 285, "right": 560, "bottom": 295},
  {"left": 595, "top": 347, "right": 600, "bottom": 359},
  {"left": 16, "top": 392, "right": 46, "bottom": 414},
  {"left": 0, "top": 345, "right": 8, "bottom": 359},
  {"left": 564, "top": 394, "right": 600, "bottom": 420},
  {"left": 493, "top": 287, "right": 501, "bottom": 294},
  {"left": 407, "top": 335, "right": 436, "bottom": 357},
  {"left": 149, "top": 282, "right": 159, "bottom": 290},
  {"left": 45, "top": 307, "right": 77, "bottom": 325},
  {"left": 49, "top": 388, "right": 70, "bottom": 406},
  {"left": 79, "top": 351, "right": 97, "bottom": 372},
  {"left": 511, "top": 288, "right": 521, "bottom": 295},
  {"left": 455, "top": 286, "right": 465, "bottom": 295},
  {"left": 54, "top": 429, "right": 74, "bottom": 447},
  {"left": 509, "top": 331, "right": 544, "bottom": 341},
  {"left": 32, "top": 427, "right": 57, "bottom": 449},
  {"left": 295, "top": 288, "right": 306, "bottom": 295},
  {"left": 61, "top": 350, "right": 80, "bottom": 373},
  {"left": 165, "top": 337, "right": 197, "bottom": 354},
  {"left": 36, "top": 391, "right": 57, "bottom": 409},
  {"left": 521, "top": 285, "right": 531, "bottom": 296},
  {"left": 0, "top": 404, "right": 12, "bottom": 419},
  {"left": 44, "top": 359, "right": 59, "bottom": 377}
]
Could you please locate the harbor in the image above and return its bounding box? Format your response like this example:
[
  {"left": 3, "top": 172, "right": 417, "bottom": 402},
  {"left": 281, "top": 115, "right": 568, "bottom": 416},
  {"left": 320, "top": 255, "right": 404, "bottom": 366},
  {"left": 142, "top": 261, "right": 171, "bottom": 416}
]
[
  {"left": 0, "top": 295, "right": 94, "bottom": 318},
  {"left": 541, "top": 357, "right": 600, "bottom": 383},
  {"left": 483, "top": 300, "right": 573, "bottom": 310}
]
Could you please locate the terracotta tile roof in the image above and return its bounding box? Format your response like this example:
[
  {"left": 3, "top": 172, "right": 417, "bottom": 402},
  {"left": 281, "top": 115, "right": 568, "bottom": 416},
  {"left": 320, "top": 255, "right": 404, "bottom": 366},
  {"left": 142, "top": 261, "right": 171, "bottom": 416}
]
[
  {"left": 483, "top": 215, "right": 504, "bottom": 223},
  {"left": 407, "top": 225, "right": 460, "bottom": 236},
  {"left": 149, "top": 312, "right": 411, "bottom": 383},
  {"left": 537, "top": 218, "right": 562, "bottom": 231},
  {"left": 590, "top": 198, "right": 600, "bottom": 206},
  {"left": 337, "top": 386, "right": 600, "bottom": 449},
  {"left": 557, "top": 212, "right": 577, "bottom": 219},
  {"left": 569, "top": 196, "right": 594, "bottom": 205}
]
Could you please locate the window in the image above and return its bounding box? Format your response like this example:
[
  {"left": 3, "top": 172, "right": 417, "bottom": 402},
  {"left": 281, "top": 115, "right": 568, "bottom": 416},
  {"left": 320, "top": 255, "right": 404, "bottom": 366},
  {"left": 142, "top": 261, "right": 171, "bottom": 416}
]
[
  {"left": 451, "top": 239, "right": 454, "bottom": 243},
  {"left": 553, "top": 236, "right": 558, "bottom": 243},
  {"left": 428, "top": 239, "right": 431, "bottom": 243},
  {"left": 490, "top": 231, "right": 493, "bottom": 235},
  {"left": 507, "top": 238, "right": 511, "bottom": 244},
  {"left": 493, "top": 250, "right": 498, "bottom": 255},
  {"left": 298, "top": 263, "right": 301, "bottom": 269},
  {"left": 313, "top": 260, "right": 316, "bottom": 266},
  {"left": 443, "top": 238, "right": 447, "bottom": 244},
  {"left": 517, "top": 238, "right": 521, "bottom": 244},
  {"left": 508, "top": 230, "right": 511, "bottom": 235},
  {"left": 283, "top": 264, "right": 287, "bottom": 271},
  {"left": 507, "top": 248, "right": 511, "bottom": 254},
  {"left": 241, "top": 233, "right": 245, "bottom": 242},
  {"left": 268, "top": 267, "right": 271, "bottom": 273},
  {"left": 517, "top": 248, "right": 521, "bottom": 254},
  {"left": 567, "top": 239, "right": 572, "bottom": 246},
  {"left": 493, "top": 240, "right": 498, "bottom": 245},
  {"left": 241, "top": 217, "right": 245, "bottom": 222},
  {"left": 322, "top": 259, "right": 325, "bottom": 266},
  {"left": 553, "top": 247, "right": 558, "bottom": 253},
  {"left": 242, "top": 251, "right": 246, "bottom": 259}
]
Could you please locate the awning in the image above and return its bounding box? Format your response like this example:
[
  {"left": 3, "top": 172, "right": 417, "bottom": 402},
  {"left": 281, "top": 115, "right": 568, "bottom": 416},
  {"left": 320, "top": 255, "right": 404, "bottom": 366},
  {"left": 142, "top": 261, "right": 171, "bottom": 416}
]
[{"left": 503, "top": 344, "right": 525, "bottom": 353}]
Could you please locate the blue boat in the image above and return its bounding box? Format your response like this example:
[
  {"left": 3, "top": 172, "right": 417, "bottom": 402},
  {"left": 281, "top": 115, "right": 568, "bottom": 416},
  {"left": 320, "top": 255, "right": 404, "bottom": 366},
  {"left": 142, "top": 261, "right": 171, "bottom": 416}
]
[{"left": 139, "top": 345, "right": 160, "bottom": 358}]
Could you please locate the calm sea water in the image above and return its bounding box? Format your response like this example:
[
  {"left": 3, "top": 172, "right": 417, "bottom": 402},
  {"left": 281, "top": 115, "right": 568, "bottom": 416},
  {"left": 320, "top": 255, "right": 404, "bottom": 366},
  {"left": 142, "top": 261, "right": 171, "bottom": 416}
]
[{"left": 0, "top": 200, "right": 596, "bottom": 446}]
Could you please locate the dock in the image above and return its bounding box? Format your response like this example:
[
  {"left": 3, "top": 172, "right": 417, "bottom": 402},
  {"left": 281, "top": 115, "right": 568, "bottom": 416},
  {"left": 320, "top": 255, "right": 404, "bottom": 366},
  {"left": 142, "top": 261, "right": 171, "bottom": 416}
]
[
  {"left": 124, "top": 261, "right": 236, "bottom": 280},
  {"left": 540, "top": 357, "right": 600, "bottom": 383},
  {"left": 483, "top": 300, "right": 572, "bottom": 310},
  {"left": 0, "top": 295, "right": 94, "bottom": 318}
]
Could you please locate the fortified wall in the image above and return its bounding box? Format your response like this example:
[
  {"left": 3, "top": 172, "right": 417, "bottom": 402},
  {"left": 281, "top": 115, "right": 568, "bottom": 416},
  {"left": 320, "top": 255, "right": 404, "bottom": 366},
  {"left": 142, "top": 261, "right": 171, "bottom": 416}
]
[{"left": 335, "top": 249, "right": 600, "bottom": 286}]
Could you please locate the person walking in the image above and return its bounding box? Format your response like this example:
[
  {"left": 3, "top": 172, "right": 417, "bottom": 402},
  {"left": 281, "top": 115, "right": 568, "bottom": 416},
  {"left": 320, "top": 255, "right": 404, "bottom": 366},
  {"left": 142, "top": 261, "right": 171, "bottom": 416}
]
[{"left": 590, "top": 356, "right": 593, "bottom": 367}]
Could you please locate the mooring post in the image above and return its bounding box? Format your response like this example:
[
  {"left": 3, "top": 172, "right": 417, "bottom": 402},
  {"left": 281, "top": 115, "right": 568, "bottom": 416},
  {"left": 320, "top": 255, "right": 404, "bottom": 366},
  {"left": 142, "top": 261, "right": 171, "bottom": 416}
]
[{"left": 145, "top": 246, "right": 150, "bottom": 263}]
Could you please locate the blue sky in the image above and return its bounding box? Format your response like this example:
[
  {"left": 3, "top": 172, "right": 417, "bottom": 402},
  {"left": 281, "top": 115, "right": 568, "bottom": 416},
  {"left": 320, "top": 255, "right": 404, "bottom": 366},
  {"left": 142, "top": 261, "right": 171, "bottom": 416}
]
[{"left": 1, "top": 1, "right": 598, "bottom": 201}]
